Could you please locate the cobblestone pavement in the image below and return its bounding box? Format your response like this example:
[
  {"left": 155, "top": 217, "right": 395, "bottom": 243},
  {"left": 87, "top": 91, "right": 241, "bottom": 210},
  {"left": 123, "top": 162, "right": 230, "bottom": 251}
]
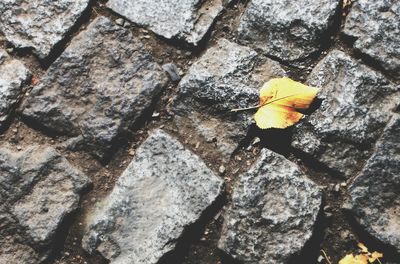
[{"left": 0, "top": 1, "right": 399, "bottom": 264}]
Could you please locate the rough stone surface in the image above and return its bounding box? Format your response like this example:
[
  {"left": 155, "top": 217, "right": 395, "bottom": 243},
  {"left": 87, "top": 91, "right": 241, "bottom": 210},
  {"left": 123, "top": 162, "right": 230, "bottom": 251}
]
[
  {"left": 237, "top": 0, "right": 340, "bottom": 61},
  {"left": 82, "top": 129, "right": 224, "bottom": 264},
  {"left": 343, "top": 0, "right": 400, "bottom": 79},
  {"left": 218, "top": 149, "right": 322, "bottom": 263},
  {"left": 172, "top": 38, "right": 286, "bottom": 158},
  {"left": 292, "top": 50, "right": 399, "bottom": 178},
  {"left": 107, "top": 0, "right": 223, "bottom": 45},
  {"left": 0, "top": 0, "right": 91, "bottom": 59},
  {"left": 0, "top": 145, "right": 90, "bottom": 261},
  {"left": 0, "top": 49, "right": 31, "bottom": 124},
  {"left": 345, "top": 115, "right": 400, "bottom": 252},
  {"left": 22, "top": 16, "right": 168, "bottom": 158},
  {"left": 0, "top": 239, "right": 40, "bottom": 264}
]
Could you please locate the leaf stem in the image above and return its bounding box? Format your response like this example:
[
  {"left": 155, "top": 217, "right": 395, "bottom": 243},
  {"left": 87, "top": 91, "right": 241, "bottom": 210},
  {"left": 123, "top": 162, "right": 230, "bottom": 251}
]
[
  {"left": 230, "top": 105, "right": 261, "bottom": 112},
  {"left": 320, "top": 249, "right": 332, "bottom": 264},
  {"left": 230, "top": 94, "right": 299, "bottom": 113}
]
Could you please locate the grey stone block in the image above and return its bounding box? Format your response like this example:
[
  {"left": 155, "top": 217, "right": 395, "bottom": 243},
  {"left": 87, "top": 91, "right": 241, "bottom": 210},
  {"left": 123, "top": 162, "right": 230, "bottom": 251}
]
[
  {"left": 218, "top": 149, "right": 322, "bottom": 263},
  {"left": 292, "top": 50, "right": 399, "bottom": 178},
  {"left": 22, "top": 16, "right": 168, "bottom": 158},
  {"left": 343, "top": 0, "right": 400, "bottom": 79},
  {"left": 0, "top": 49, "right": 31, "bottom": 124},
  {"left": 0, "top": 0, "right": 91, "bottom": 59},
  {"left": 237, "top": 0, "right": 340, "bottom": 61},
  {"left": 82, "top": 129, "right": 224, "bottom": 264},
  {"left": 345, "top": 115, "right": 400, "bottom": 253},
  {"left": 107, "top": 0, "right": 223, "bottom": 45}
]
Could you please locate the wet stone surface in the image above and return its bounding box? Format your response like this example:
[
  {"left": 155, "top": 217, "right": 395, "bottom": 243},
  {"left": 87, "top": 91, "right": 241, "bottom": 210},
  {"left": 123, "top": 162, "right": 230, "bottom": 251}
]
[
  {"left": 0, "top": 0, "right": 91, "bottom": 59},
  {"left": 0, "top": 145, "right": 90, "bottom": 262},
  {"left": 237, "top": 0, "right": 340, "bottom": 62},
  {"left": 345, "top": 114, "right": 400, "bottom": 253},
  {"left": 22, "top": 16, "right": 168, "bottom": 159},
  {"left": 218, "top": 149, "right": 322, "bottom": 263},
  {"left": 107, "top": 0, "right": 223, "bottom": 45},
  {"left": 0, "top": 49, "right": 31, "bottom": 126},
  {"left": 172, "top": 38, "right": 285, "bottom": 158},
  {"left": 343, "top": 0, "right": 400, "bottom": 79},
  {"left": 82, "top": 129, "right": 224, "bottom": 264},
  {"left": 292, "top": 49, "right": 399, "bottom": 178}
]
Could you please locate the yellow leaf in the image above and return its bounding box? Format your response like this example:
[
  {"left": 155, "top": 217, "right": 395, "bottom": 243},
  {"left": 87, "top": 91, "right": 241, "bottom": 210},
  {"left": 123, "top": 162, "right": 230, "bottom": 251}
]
[
  {"left": 253, "top": 77, "right": 320, "bottom": 129},
  {"left": 339, "top": 254, "right": 368, "bottom": 264},
  {"left": 358, "top": 243, "right": 369, "bottom": 253},
  {"left": 368, "top": 251, "right": 383, "bottom": 263}
]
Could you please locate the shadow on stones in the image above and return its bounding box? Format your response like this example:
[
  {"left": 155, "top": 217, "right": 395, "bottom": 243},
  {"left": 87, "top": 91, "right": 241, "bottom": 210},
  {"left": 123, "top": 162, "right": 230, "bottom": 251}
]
[
  {"left": 288, "top": 203, "right": 326, "bottom": 264},
  {"left": 236, "top": 124, "right": 293, "bottom": 157},
  {"left": 99, "top": 86, "right": 167, "bottom": 164},
  {"left": 291, "top": 148, "right": 346, "bottom": 181},
  {"left": 266, "top": 0, "right": 342, "bottom": 72},
  {"left": 0, "top": 110, "right": 18, "bottom": 135},
  {"left": 21, "top": 114, "right": 74, "bottom": 139},
  {"left": 157, "top": 191, "right": 226, "bottom": 264},
  {"left": 42, "top": 210, "right": 80, "bottom": 264},
  {"left": 220, "top": 251, "right": 243, "bottom": 264},
  {"left": 340, "top": 32, "right": 399, "bottom": 82},
  {"left": 300, "top": 98, "right": 323, "bottom": 115},
  {"left": 105, "top": 3, "right": 218, "bottom": 58},
  {"left": 236, "top": 98, "right": 323, "bottom": 158},
  {"left": 43, "top": 208, "right": 109, "bottom": 264},
  {"left": 39, "top": 0, "right": 97, "bottom": 69},
  {"left": 344, "top": 211, "right": 400, "bottom": 263}
]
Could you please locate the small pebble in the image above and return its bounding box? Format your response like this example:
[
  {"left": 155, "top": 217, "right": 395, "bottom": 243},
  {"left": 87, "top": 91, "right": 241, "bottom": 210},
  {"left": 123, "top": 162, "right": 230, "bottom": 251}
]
[
  {"left": 195, "top": 142, "right": 200, "bottom": 149},
  {"left": 219, "top": 165, "right": 226, "bottom": 175},
  {"left": 162, "top": 63, "right": 181, "bottom": 82},
  {"left": 252, "top": 137, "right": 261, "bottom": 145},
  {"left": 325, "top": 212, "right": 333, "bottom": 218},
  {"left": 334, "top": 184, "right": 340, "bottom": 192},
  {"left": 115, "top": 18, "right": 125, "bottom": 26}
]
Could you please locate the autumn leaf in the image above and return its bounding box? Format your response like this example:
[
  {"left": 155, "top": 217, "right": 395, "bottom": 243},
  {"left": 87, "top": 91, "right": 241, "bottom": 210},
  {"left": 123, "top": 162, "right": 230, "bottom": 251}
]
[
  {"left": 253, "top": 77, "right": 319, "bottom": 129},
  {"left": 358, "top": 243, "right": 369, "bottom": 253},
  {"left": 339, "top": 254, "right": 369, "bottom": 264},
  {"left": 337, "top": 243, "right": 383, "bottom": 264},
  {"left": 369, "top": 252, "right": 383, "bottom": 263}
]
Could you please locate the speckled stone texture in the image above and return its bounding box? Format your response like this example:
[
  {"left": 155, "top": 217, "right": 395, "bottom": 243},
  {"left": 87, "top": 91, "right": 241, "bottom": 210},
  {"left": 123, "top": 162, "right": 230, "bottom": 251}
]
[
  {"left": 0, "top": 49, "right": 31, "bottom": 125},
  {"left": 172, "top": 38, "right": 286, "bottom": 158},
  {"left": 218, "top": 149, "right": 322, "bottom": 263},
  {"left": 237, "top": 0, "right": 340, "bottom": 61},
  {"left": 343, "top": 0, "right": 400, "bottom": 79},
  {"left": 107, "top": 0, "right": 223, "bottom": 45},
  {"left": 0, "top": 145, "right": 90, "bottom": 262},
  {"left": 0, "top": 0, "right": 91, "bottom": 59},
  {"left": 345, "top": 115, "right": 400, "bottom": 253},
  {"left": 22, "top": 16, "right": 168, "bottom": 159},
  {"left": 82, "top": 129, "right": 224, "bottom": 264},
  {"left": 292, "top": 49, "right": 399, "bottom": 178}
]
